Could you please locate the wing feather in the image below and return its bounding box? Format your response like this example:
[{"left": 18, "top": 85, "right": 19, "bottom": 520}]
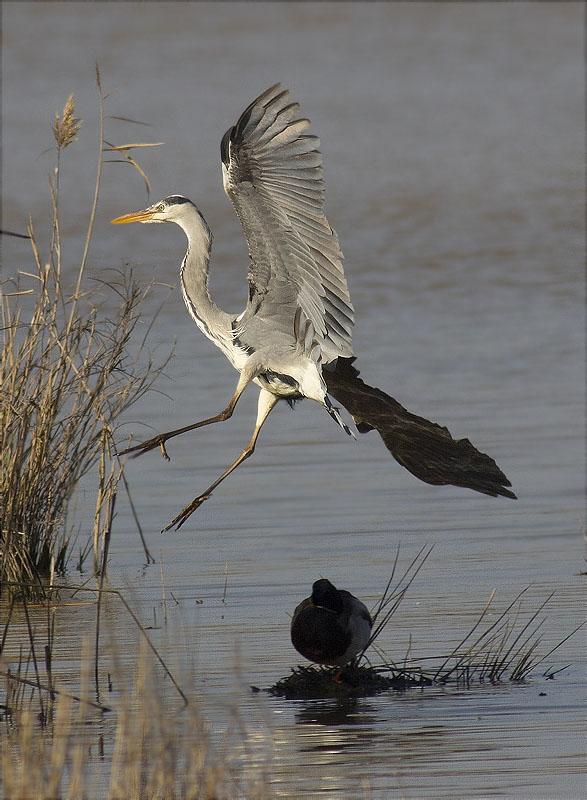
[
  {"left": 256, "top": 116, "right": 311, "bottom": 149},
  {"left": 221, "top": 84, "right": 353, "bottom": 361}
]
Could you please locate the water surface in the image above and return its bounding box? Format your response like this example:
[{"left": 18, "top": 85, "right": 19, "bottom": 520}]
[{"left": 2, "top": 3, "right": 584, "bottom": 797}]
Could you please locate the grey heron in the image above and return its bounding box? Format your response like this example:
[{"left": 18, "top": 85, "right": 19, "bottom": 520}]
[
  {"left": 113, "top": 84, "right": 354, "bottom": 529},
  {"left": 113, "top": 84, "right": 515, "bottom": 531},
  {"left": 291, "top": 579, "right": 373, "bottom": 669}
]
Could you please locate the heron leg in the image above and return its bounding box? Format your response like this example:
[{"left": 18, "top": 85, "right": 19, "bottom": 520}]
[
  {"left": 163, "top": 390, "right": 278, "bottom": 531},
  {"left": 117, "top": 375, "right": 250, "bottom": 460}
]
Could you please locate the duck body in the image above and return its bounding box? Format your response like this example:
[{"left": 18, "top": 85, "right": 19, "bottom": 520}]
[{"left": 291, "top": 579, "right": 373, "bottom": 667}]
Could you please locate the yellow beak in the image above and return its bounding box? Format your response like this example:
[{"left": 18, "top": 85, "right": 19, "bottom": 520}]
[{"left": 111, "top": 208, "right": 156, "bottom": 224}]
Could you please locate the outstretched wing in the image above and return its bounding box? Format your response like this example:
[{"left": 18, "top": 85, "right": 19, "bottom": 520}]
[
  {"left": 325, "top": 358, "right": 517, "bottom": 499},
  {"left": 221, "top": 83, "right": 354, "bottom": 362}
]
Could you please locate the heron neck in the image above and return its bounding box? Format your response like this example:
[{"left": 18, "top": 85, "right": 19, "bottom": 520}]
[{"left": 178, "top": 208, "right": 230, "bottom": 338}]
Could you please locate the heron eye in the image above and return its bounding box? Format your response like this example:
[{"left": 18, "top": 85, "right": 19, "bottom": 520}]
[{"left": 157, "top": 203, "right": 166, "bottom": 212}]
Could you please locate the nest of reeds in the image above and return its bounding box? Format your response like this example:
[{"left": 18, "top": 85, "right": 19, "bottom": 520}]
[{"left": 267, "top": 663, "right": 432, "bottom": 699}]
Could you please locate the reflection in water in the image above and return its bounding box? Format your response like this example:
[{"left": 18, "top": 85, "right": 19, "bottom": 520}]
[
  {"left": 272, "top": 695, "right": 462, "bottom": 796},
  {"left": 271, "top": 682, "right": 583, "bottom": 797},
  {"left": 293, "top": 698, "right": 381, "bottom": 731}
]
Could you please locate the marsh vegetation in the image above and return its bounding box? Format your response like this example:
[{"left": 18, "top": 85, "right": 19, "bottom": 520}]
[{"left": 1, "top": 75, "right": 167, "bottom": 599}]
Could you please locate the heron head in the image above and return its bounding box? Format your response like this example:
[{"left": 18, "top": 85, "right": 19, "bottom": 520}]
[{"left": 111, "top": 195, "right": 192, "bottom": 225}]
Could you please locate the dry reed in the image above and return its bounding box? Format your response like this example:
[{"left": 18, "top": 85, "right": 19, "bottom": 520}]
[
  {"left": 2, "top": 639, "right": 269, "bottom": 799},
  {"left": 1, "top": 75, "right": 167, "bottom": 599}
]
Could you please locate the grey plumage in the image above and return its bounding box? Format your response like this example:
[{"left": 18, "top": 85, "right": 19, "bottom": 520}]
[{"left": 221, "top": 84, "right": 353, "bottom": 363}]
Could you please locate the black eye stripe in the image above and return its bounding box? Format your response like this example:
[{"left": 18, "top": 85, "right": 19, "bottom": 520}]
[{"left": 164, "top": 195, "right": 190, "bottom": 206}]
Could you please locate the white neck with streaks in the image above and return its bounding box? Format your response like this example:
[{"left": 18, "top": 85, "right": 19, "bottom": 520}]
[{"left": 175, "top": 203, "right": 231, "bottom": 343}]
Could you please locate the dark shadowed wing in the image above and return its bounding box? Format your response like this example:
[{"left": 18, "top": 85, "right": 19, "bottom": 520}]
[
  {"left": 325, "top": 358, "right": 517, "bottom": 499},
  {"left": 221, "top": 83, "right": 354, "bottom": 363}
]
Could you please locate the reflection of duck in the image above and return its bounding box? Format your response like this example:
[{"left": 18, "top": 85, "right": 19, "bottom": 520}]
[{"left": 291, "top": 579, "right": 373, "bottom": 668}]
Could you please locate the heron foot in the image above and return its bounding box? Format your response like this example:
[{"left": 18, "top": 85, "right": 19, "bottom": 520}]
[
  {"left": 162, "top": 494, "right": 211, "bottom": 532},
  {"left": 117, "top": 435, "right": 170, "bottom": 461}
]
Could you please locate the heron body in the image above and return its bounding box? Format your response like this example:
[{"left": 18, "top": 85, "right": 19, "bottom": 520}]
[
  {"left": 112, "top": 84, "right": 515, "bottom": 530},
  {"left": 167, "top": 194, "right": 349, "bottom": 412},
  {"left": 291, "top": 579, "right": 373, "bottom": 667}
]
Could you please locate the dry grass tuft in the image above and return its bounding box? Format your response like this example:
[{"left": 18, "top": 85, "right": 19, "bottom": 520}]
[
  {"left": 1, "top": 270, "right": 159, "bottom": 595},
  {"left": 1, "top": 75, "right": 168, "bottom": 599},
  {"left": 1, "top": 636, "right": 269, "bottom": 800}
]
